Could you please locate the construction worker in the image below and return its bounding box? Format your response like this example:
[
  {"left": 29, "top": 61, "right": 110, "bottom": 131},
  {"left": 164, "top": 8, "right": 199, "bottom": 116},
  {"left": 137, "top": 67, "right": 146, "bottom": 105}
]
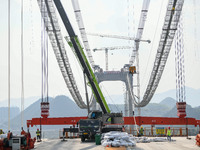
[
  {"left": 167, "top": 127, "right": 171, "bottom": 141},
  {"left": 122, "top": 126, "right": 125, "bottom": 132},
  {"left": 139, "top": 126, "right": 144, "bottom": 136},
  {"left": 36, "top": 129, "right": 41, "bottom": 142},
  {"left": 21, "top": 127, "right": 26, "bottom": 135},
  {"left": 0, "top": 129, "right": 4, "bottom": 135}
]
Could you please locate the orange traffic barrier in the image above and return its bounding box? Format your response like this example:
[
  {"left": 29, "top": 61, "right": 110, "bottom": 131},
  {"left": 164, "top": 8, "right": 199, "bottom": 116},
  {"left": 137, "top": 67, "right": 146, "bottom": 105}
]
[{"left": 196, "top": 134, "right": 200, "bottom": 146}]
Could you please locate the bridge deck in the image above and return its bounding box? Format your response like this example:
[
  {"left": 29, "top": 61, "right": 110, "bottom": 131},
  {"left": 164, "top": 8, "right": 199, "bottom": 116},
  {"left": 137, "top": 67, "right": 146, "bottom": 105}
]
[{"left": 34, "top": 136, "right": 199, "bottom": 150}]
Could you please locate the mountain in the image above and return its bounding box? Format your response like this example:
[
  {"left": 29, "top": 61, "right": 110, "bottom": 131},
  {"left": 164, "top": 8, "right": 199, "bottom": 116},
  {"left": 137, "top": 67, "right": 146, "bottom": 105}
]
[
  {"left": 4, "top": 95, "right": 87, "bottom": 130},
  {"left": 105, "top": 87, "right": 200, "bottom": 107},
  {"left": 159, "top": 97, "right": 176, "bottom": 108},
  {"left": 151, "top": 87, "right": 200, "bottom": 107},
  {"left": 0, "top": 96, "right": 39, "bottom": 109},
  {"left": 2, "top": 95, "right": 199, "bottom": 131},
  {"left": 0, "top": 107, "right": 20, "bottom": 127},
  {"left": 109, "top": 102, "right": 171, "bottom": 117},
  {"left": 163, "top": 104, "right": 200, "bottom": 119}
]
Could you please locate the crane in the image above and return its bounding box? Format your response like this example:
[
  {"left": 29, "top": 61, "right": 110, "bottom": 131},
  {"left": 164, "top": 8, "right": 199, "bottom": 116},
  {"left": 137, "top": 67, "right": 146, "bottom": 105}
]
[
  {"left": 131, "top": 0, "right": 150, "bottom": 116},
  {"left": 87, "top": 32, "right": 151, "bottom": 43},
  {"left": 93, "top": 46, "right": 134, "bottom": 71},
  {"left": 88, "top": 30, "right": 151, "bottom": 116},
  {"left": 53, "top": 0, "right": 124, "bottom": 141}
]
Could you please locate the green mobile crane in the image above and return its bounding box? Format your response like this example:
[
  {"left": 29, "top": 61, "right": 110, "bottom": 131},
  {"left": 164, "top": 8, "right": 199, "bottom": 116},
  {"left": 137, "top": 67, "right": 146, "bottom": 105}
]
[{"left": 53, "top": 0, "right": 123, "bottom": 141}]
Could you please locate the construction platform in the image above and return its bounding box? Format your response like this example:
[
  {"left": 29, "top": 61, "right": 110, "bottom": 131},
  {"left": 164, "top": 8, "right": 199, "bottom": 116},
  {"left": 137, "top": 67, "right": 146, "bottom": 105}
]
[{"left": 34, "top": 136, "right": 199, "bottom": 150}]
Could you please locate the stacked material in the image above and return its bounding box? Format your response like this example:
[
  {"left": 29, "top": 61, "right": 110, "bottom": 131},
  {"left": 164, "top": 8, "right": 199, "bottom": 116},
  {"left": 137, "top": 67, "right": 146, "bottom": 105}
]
[
  {"left": 196, "top": 134, "right": 200, "bottom": 146},
  {"left": 101, "top": 131, "right": 136, "bottom": 147},
  {"left": 131, "top": 137, "right": 174, "bottom": 143},
  {"left": 129, "top": 136, "right": 150, "bottom": 143}
]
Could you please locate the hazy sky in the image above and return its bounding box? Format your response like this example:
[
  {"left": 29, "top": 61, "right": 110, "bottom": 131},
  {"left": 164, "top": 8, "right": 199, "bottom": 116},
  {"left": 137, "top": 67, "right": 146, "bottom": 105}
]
[{"left": 0, "top": 0, "right": 199, "bottom": 105}]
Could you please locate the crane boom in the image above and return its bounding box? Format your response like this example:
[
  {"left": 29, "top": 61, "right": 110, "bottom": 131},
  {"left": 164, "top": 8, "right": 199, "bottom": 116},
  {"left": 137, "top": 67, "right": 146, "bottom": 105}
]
[
  {"left": 87, "top": 33, "right": 150, "bottom": 43},
  {"left": 87, "top": 33, "right": 136, "bottom": 41},
  {"left": 53, "top": 0, "right": 110, "bottom": 114},
  {"left": 93, "top": 46, "right": 134, "bottom": 51}
]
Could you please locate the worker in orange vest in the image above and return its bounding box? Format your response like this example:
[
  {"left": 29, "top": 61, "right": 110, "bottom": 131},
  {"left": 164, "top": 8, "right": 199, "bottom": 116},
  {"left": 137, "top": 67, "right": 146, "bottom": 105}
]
[
  {"left": 122, "top": 126, "right": 125, "bottom": 132},
  {"left": 21, "top": 127, "right": 26, "bottom": 135}
]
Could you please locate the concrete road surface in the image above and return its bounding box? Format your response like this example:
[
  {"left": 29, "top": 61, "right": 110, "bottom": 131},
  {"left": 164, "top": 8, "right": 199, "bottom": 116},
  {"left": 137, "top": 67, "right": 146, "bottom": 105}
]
[{"left": 34, "top": 136, "right": 199, "bottom": 150}]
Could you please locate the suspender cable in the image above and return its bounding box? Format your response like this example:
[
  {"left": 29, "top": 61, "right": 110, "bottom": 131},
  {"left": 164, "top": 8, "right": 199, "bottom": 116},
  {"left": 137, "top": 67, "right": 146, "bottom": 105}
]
[
  {"left": 21, "top": 0, "right": 24, "bottom": 129},
  {"left": 8, "top": 0, "right": 11, "bottom": 131},
  {"left": 46, "top": 29, "right": 49, "bottom": 102}
]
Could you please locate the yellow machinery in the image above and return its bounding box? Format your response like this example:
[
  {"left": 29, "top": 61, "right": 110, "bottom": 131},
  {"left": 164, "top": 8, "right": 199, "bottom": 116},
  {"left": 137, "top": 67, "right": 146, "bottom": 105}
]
[{"left": 129, "top": 66, "right": 136, "bottom": 74}]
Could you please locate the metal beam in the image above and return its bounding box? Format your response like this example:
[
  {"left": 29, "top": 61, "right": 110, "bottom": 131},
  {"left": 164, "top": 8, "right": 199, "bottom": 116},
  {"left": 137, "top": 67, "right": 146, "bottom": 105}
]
[{"left": 27, "top": 116, "right": 200, "bottom": 127}]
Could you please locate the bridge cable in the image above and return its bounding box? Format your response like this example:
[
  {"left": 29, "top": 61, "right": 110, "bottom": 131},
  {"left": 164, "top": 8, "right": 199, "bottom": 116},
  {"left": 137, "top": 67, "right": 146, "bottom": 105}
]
[
  {"left": 21, "top": 0, "right": 24, "bottom": 129},
  {"left": 141, "top": 0, "right": 164, "bottom": 89},
  {"left": 41, "top": 0, "right": 49, "bottom": 103},
  {"left": 175, "top": 14, "right": 186, "bottom": 102},
  {"left": 8, "top": 0, "right": 11, "bottom": 131},
  {"left": 101, "top": 85, "right": 121, "bottom": 113}
]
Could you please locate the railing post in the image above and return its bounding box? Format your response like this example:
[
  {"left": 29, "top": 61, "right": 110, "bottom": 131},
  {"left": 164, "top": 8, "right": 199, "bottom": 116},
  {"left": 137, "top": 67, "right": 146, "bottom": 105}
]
[
  {"left": 151, "top": 126, "right": 153, "bottom": 136},
  {"left": 180, "top": 128, "right": 182, "bottom": 136}
]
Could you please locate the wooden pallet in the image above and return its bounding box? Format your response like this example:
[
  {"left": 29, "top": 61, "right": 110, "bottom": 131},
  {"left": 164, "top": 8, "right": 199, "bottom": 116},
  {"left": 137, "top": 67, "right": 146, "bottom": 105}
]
[{"left": 105, "top": 146, "right": 126, "bottom": 150}]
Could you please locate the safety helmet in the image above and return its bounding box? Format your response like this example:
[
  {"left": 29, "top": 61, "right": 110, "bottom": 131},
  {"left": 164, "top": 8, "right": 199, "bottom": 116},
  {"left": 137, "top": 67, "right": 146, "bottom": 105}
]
[
  {"left": 37, "top": 128, "right": 39, "bottom": 130},
  {"left": 141, "top": 126, "right": 143, "bottom": 128},
  {"left": 168, "top": 127, "right": 170, "bottom": 129}
]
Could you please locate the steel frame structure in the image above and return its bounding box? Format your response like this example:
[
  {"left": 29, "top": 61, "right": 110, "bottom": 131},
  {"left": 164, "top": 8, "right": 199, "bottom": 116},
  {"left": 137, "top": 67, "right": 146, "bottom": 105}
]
[
  {"left": 38, "top": 0, "right": 96, "bottom": 109},
  {"left": 27, "top": 116, "right": 200, "bottom": 127},
  {"left": 135, "top": 0, "right": 184, "bottom": 107}
]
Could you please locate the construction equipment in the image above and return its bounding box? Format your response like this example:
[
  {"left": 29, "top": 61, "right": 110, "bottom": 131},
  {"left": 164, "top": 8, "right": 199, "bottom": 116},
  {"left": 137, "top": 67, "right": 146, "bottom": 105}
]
[
  {"left": 129, "top": 66, "right": 136, "bottom": 75},
  {"left": 0, "top": 131, "right": 35, "bottom": 150},
  {"left": 53, "top": 0, "right": 123, "bottom": 141},
  {"left": 93, "top": 46, "right": 134, "bottom": 71},
  {"left": 78, "top": 119, "right": 101, "bottom": 142},
  {"left": 196, "top": 134, "right": 200, "bottom": 147},
  {"left": 87, "top": 32, "right": 150, "bottom": 43}
]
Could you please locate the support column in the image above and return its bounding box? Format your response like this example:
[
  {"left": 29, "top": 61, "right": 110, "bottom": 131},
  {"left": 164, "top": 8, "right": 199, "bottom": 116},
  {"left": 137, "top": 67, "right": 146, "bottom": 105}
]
[{"left": 124, "top": 90, "right": 128, "bottom": 117}]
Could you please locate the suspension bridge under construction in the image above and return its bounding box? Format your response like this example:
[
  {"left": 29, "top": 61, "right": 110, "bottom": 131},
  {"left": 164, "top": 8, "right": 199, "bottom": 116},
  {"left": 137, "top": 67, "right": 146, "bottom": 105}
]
[{"left": 0, "top": 0, "right": 200, "bottom": 149}]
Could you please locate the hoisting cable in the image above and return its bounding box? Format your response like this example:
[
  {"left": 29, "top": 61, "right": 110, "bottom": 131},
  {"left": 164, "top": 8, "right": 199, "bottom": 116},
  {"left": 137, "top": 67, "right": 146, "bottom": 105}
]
[
  {"left": 41, "top": 0, "right": 49, "bottom": 103},
  {"left": 20, "top": 0, "right": 24, "bottom": 129},
  {"left": 8, "top": 0, "right": 11, "bottom": 131},
  {"left": 175, "top": 14, "right": 186, "bottom": 103},
  {"left": 40, "top": 0, "right": 49, "bottom": 120},
  {"left": 41, "top": 0, "right": 44, "bottom": 103}
]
